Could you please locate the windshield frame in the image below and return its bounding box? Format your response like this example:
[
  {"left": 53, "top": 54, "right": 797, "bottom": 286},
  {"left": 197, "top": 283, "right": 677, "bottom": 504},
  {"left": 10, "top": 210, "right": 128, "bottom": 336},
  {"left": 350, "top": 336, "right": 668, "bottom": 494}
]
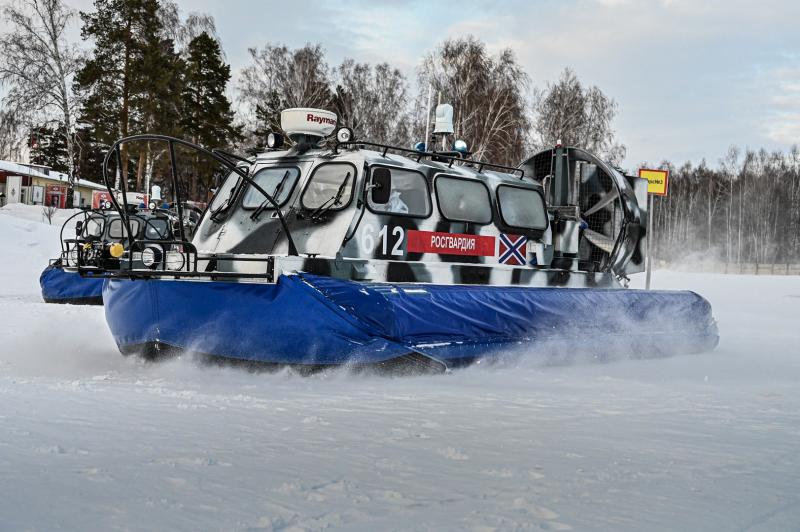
[
  {"left": 81, "top": 215, "right": 107, "bottom": 239},
  {"left": 107, "top": 216, "right": 141, "bottom": 239},
  {"left": 300, "top": 161, "right": 358, "bottom": 212},
  {"left": 240, "top": 165, "right": 301, "bottom": 210}
]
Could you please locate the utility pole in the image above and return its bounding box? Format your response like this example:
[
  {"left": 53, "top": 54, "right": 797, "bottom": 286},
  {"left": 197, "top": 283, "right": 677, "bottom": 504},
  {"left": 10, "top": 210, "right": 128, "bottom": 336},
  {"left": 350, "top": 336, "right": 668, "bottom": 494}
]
[
  {"left": 639, "top": 168, "right": 670, "bottom": 290},
  {"left": 646, "top": 193, "right": 654, "bottom": 290}
]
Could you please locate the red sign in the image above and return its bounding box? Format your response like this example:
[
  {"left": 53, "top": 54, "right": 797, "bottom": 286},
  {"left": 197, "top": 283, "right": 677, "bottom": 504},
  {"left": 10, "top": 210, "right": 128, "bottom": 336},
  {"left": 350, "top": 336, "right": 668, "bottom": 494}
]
[
  {"left": 45, "top": 184, "right": 67, "bottom": 208},
  {"left": 92, "top": 190, "right": 112, "bottom": 209},
  {"left": 407, "top": 230, "right": 496, "bottom": 256}
]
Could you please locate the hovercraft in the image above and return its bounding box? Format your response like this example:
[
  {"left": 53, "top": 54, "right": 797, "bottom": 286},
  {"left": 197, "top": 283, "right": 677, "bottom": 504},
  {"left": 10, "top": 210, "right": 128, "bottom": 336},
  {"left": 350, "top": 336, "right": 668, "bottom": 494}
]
[
  {"left": 42, "top": 203, "right": 183, "bottom": 305},
  {"left": 69, "top": 107, "right": 719, "bottom": 372}
]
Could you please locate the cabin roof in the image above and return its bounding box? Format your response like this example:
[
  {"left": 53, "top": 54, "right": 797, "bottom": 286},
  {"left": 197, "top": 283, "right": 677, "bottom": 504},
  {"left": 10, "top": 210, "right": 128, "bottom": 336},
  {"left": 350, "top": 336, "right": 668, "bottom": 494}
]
[{"left": 252, "top": 146, "right": 540, "bottom": 188}]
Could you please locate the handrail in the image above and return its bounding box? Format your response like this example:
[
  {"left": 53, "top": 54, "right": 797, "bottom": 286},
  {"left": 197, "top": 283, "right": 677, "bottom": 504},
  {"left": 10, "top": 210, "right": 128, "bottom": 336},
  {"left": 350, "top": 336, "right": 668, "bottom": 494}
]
[
  {"left": 333, "top": 140, "right": 526, "bottom": 179},
  {"left": 211, "top": 148, "right": 255, "bottom": 166},
  {"left": 101, "top": 134, "right": 298, "bottom": 256},
  {"left": 58, "top": 208, "right": 94, "bottom": 254}
]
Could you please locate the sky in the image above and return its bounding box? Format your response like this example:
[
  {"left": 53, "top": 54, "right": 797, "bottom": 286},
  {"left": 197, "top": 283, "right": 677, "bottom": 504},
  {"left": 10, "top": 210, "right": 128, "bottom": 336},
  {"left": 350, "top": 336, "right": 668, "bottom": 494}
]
[{"left": 7, "top": 0, "right": 800, "bottom": 168}]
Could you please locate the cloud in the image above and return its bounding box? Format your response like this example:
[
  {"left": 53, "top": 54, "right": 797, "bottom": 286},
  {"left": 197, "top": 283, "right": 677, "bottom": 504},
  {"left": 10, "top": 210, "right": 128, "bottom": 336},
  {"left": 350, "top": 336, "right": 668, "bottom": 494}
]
[
  {"left": 759, "top": 61, "right": 800, "bottom": 144},
  {"left": 7, "top": 0, "right": 797, "bottom": 167}
]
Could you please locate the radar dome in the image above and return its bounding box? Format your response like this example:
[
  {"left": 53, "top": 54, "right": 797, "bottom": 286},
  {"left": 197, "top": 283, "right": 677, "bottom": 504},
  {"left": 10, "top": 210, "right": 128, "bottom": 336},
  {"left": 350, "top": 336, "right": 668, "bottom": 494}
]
[{"left": 280, "top": 108, "right": 337, "bottom": 142}]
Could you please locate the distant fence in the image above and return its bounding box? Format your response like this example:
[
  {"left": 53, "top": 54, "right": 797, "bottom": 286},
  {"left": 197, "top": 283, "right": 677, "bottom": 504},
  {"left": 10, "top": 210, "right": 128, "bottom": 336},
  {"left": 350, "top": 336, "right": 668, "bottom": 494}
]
[{"left": 654, "top": 260, "right": 800, "bottom": 276}]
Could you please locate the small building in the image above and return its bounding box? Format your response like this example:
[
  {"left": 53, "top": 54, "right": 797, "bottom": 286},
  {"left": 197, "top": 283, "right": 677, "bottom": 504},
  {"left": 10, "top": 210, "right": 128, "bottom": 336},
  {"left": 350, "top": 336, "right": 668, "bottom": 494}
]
[{"left": 0, "top": 160, "right": 107, "bottom": 208}]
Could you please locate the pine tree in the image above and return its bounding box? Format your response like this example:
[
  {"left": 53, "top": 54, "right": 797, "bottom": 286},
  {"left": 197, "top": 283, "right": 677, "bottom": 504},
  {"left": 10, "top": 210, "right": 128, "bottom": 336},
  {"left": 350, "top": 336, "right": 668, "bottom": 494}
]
[
  {"left": 73, "top": 125, "right": 106, "bottom": 182},
  {"left": 29, "top": 124, "right": 70, "bottom": 172},
  {"left": 180, "top": 31, "right": 238, "bottom": 197},
  {"left": 181, "top": 32, "right": 237, "bottom": 148},
  {"left": 75, "top": 0, "right": 183, "bottom": 191}
]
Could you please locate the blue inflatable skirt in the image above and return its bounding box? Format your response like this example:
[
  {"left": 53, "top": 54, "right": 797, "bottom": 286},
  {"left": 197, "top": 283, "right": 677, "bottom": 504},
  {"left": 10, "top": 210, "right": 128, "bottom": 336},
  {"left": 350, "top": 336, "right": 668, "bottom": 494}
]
[
  {"left": 103, "top": 273, "right": 719, "bottom": 367},
  {"left": 40, "top": 264, "right": 105, "bottom": 305}
]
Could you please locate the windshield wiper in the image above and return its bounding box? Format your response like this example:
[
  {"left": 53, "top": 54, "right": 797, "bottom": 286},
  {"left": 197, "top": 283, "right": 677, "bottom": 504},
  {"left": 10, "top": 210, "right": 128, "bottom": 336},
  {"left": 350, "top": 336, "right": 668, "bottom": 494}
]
[
  {"left": 210, "top": 179, "right": 241, "bottom": 222},
  {"left": 309, "top": 172, "right": 351, "bottom": 222},
  {"left": 251, "top": 170, "right": 290, "bottom": 221}
]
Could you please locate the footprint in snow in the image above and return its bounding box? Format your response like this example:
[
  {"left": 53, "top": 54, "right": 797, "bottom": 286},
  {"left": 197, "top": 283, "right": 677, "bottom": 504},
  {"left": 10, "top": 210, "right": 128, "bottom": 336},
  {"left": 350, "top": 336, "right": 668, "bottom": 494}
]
[
  {"left": 301, "top": 416, "right": 330, "bottom": 425},
  {"left": 437, "top": 446, "right": 469, "bottom": 460},
  {"left": 481, "top": 468, "right": 515, "bottom": 478},
  {"left": 35, "top": 444, "right": 66, "bottom": 455}
]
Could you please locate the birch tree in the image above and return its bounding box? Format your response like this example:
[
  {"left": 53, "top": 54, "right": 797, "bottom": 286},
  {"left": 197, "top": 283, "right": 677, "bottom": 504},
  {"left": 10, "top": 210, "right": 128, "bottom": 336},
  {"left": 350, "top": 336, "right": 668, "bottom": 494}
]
[
  {"left": 0, "top": 109, "right": 25, "bottom": 160},
  {"left": 534, "top": 68, "right": 625, "bottom": 164},
  {"left": 0, "top": 0, "right": 82, "bottom": 202},
  {"left": 418, "top": 37, "right": 530, "bottom": 166},
  {"left": 333, "top": 60, "right": 411, "bottom": 146},
  {"left": 239, "top": 43, "right": 332, "bottom": 146},
  {"left": 158, "top": 0, "right": 219, "bottom": 53}
]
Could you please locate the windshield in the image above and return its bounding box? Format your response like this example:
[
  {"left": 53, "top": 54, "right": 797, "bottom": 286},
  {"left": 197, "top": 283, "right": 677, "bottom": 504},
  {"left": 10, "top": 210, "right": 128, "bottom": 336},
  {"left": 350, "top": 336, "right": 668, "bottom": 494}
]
[
  {"left": 301, "top": 163, "right": 355, "bottom": 210},
  {"left": 143, "top": 218, "right": 170, "bottom": 240},
  {"left": 209, "top": 170, "right": 240, "bottom": 212},
  {"left": 82, "top": 216, "right": 105, "bottom": 238},
  {"left": 241, "top": 167, "right": 299, "bottom": 209},
  {"left": 108, "top": 218, "right": 141, "bottom": 239}
]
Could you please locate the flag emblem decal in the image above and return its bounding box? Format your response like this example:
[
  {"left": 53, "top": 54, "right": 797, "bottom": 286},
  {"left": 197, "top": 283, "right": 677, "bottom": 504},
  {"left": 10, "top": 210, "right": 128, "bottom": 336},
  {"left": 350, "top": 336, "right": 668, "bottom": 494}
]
[{"left": 498, "top": 234, "right": 527, "bottom": 265}]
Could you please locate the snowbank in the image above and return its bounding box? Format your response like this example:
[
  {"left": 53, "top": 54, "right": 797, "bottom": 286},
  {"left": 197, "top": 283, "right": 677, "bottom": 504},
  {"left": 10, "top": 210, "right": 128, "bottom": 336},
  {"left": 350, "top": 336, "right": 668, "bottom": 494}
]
[
  {"left": 1, "top": 204, "right": 799, "bottom": 531},
  {"left": 0, "top": 204, "right": 68, "bottom": 295},
  {"left": 0, "top": 202, "right": 82, "bottom": 226}
]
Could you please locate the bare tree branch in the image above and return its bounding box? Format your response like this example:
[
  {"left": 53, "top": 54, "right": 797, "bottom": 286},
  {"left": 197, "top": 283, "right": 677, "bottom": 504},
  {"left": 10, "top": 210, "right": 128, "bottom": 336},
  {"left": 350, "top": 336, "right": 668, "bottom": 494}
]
[{"left": 0, "top": 0, "right": 83, "bottom": 195}]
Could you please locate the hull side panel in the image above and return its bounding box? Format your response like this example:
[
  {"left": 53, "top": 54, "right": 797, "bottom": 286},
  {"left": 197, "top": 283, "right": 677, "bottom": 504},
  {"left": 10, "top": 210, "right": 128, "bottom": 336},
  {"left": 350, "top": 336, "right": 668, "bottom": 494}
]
[
  {"left": 104, "top": 274, "right": 718, "bottom": 366},
  {"left": 103, "top": 276, "right": 409, "bottom": 365},
  {"left": 303, "top": 274, "right": 719, "bottom": 359},
  {"left": 40, "top": 265, "right": 104, "bottom": 305}
]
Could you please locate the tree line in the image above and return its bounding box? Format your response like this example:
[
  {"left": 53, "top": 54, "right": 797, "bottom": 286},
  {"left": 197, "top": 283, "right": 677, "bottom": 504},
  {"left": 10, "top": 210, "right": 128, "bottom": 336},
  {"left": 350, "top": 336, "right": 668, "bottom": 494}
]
[
  {"left": 2, "top": 0, "right": 798, "bottom": 267},
  {"left": 648, "top": 146, "right": 800, "bottom": 267},
  {"left": 0, "top": 0, "right": 625, "bottom": 195}
]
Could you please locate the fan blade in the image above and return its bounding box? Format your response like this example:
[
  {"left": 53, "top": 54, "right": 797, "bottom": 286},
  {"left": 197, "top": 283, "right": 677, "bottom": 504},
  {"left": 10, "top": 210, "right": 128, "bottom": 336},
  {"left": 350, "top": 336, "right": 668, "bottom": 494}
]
[
  {"left": 582, "top": 227, "right": 616, "bottom": 254},
  {"left": 583, "top": 191, "right": 618, "bottom": 217}
]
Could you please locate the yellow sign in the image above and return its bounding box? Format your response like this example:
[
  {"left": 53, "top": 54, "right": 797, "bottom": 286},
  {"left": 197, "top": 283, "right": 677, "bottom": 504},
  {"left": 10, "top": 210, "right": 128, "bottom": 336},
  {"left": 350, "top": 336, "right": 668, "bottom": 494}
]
[{"left": 639, "top": 168, "right": 669, "bottom": 196}]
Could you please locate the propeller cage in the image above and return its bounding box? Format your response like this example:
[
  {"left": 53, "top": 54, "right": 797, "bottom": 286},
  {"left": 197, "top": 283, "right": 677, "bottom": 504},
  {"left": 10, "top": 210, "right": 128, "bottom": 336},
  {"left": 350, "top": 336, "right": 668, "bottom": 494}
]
[{"left": 520, "top": 147, "right": 647, "bottom": 278}]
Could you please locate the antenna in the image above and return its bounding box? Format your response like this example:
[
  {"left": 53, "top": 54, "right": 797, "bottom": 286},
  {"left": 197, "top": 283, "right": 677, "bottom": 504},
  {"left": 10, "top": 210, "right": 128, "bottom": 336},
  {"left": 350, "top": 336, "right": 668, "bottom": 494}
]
[{"left": 423, "top": 84, "right": 432, "bottom": 151}]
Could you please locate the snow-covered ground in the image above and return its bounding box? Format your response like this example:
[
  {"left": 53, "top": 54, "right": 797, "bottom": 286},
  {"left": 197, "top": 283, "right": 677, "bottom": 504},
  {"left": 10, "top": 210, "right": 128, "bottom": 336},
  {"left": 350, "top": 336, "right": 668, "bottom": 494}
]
[{"left": 1, "top": 204, "right": 799, "bottom": 531}]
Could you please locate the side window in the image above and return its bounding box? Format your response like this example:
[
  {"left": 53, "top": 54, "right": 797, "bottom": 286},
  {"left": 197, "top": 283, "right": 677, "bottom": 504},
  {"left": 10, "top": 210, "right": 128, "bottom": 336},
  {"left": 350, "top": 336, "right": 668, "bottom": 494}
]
[
  {"left": 301, "top": 163, "right": 356, "bottom": 210},
  {"left": 435, "top": 175, "right": 493, "bottom": 224},
  {"left": 367, "top": 166, "right": 431, "bottom": 218},
  {"left": 108, "top": 218, "right": 141, "bottom": 239},
  {"left": 241, "top": 167, "right": 299, "bottom": 209},
  {"left": 497, "top": 185, "right": 548, "bottom": 230}
]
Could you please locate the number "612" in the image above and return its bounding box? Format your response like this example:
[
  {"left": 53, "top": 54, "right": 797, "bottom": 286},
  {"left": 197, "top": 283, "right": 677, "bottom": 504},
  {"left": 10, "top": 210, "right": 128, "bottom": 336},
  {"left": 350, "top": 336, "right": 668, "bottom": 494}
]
[{"left": 360, "top": 224, "right": 405, "bottom": 256}]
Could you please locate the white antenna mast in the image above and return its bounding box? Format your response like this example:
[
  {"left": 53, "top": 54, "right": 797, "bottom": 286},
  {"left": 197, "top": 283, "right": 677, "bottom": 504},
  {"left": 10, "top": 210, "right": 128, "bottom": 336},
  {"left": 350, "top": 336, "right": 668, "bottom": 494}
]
[{"left": 423, "top": 84, "right": 433, "bottom": 151}]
